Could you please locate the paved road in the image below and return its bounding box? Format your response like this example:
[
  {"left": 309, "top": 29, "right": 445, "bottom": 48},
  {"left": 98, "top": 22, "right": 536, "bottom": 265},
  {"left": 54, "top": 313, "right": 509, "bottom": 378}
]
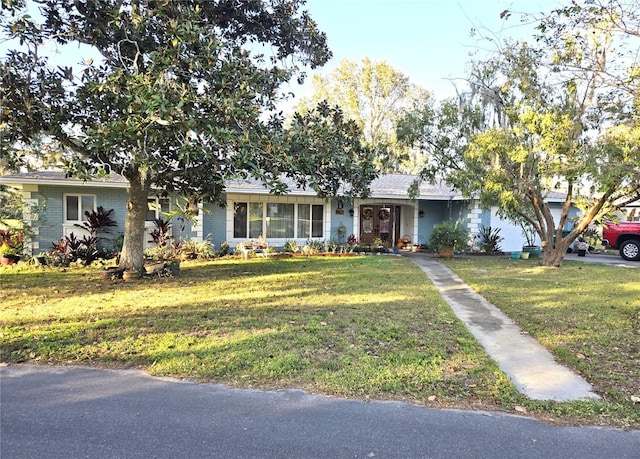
[{"left": 2, "top": 365, "right": 638, "bottom": 459}]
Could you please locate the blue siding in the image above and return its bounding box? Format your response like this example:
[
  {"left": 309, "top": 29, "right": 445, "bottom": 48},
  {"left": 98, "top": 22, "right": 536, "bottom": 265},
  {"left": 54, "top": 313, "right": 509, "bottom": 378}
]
[
  {"left": 479, "top": 208, "right": 492, "bottom": 228},
  {"left": 35, "top": 185, "right": 128, "bottom": 251},
  {"left": 202, "top": 202, "right": 227, "bottom": 248},
  {"left": 330, "top": 199, "right": 352, "bottom": 243},
  {"left": 418, "top": 201, "right": 448, "bottom": 246}
]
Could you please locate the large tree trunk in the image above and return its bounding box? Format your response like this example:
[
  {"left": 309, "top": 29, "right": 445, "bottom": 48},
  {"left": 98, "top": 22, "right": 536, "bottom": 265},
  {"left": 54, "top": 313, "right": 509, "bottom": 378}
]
[
  {"left": 541, "top": 234, "right": 576, "bottom": 267},
  {"left": 542, "top": 245, "right": 567, "bottom": 267},
  {"left": 120, "top": 173, "right": 150, "bottom": 273}
]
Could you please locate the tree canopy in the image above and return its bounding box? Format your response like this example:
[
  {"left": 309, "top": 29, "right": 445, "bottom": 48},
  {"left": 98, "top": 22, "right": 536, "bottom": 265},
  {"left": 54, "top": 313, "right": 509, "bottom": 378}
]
[
  {"left": 0, "top": 0, "right": 378, "bottom": 271},
  {"left": 398, "top": 0, "right": 640, "bottom": 266},
  {"left": 296, "top": 57, "right": 431, "bottom": 172}
]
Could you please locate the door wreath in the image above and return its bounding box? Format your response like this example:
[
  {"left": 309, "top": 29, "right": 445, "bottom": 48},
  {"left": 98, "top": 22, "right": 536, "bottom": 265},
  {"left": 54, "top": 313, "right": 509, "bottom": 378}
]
[{"left": 378, "top": 208, "right": 390, "bottom": 220}]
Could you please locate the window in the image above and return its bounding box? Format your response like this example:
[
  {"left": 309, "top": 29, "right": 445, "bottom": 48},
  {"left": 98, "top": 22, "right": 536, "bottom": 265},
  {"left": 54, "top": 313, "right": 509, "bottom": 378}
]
[
  {"left": 266, "top": 203, "right": 294, "bottom": 238},
  {"left": 146, "top": 197, "right": 170, "bottom": 221},
  {"left": 249, "top": 202, "right": 263, "bottom": 238},
  {"left": 233, "top": 203, "right": 248, "bottom": 238},
  {"left": 65, "top": 194, "right": 95, "bottom": 222},
  {"left": 233, "top": 201, "right": 324, "bottom": 239},
  {"left": 298, "top": 204, "right": 324, "bottom": 238}
]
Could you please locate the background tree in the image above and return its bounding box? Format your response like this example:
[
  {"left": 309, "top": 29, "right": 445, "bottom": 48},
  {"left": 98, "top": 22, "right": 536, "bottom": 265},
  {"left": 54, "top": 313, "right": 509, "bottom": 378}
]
[
  {"left": 399, "top": 1, "right": 640, "bottom": 267},
  {"left": 1, "top": 0, "right": 376, "bottom": 272},
  {"left": 296, "top": 57, "right": 431, "bottom": 172}
]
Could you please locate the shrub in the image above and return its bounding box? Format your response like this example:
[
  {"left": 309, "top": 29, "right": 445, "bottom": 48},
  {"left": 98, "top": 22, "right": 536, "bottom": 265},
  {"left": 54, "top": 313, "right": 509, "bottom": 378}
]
[
  {"left": 282, "top": 240, "right": 299, "bottom": 253},
  {"left": 218, "top": 241, "right": 230, "bottom": 257},
  {"left": 428, "top": 221, "right": 470, "bottom": 252}
]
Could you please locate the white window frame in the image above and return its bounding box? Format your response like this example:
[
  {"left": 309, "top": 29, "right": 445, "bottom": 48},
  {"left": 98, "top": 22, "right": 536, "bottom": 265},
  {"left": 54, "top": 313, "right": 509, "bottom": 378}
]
[
  {"left": 230, "top": 200, "right": 326, "bottom": 243},
  {"left": 145, "top": 197, "right": 172, "bottom": 249},
  {"left": 146, "top": 196, "right": 171, "bottom": 222},
  {"left": 63, "top": 193, "right": 96, "bottom": 223}
]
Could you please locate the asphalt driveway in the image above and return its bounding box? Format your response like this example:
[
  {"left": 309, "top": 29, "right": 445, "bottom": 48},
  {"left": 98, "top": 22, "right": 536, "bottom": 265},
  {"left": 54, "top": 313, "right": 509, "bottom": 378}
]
[{"left": 562, "top": 251, "right": 638, "bottom": 267}]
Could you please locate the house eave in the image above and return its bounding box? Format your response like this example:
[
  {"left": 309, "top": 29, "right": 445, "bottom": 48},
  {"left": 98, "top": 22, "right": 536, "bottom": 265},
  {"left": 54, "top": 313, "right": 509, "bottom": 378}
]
[{"left": 0, "top": 177, "right": 129, "bottom": 189}]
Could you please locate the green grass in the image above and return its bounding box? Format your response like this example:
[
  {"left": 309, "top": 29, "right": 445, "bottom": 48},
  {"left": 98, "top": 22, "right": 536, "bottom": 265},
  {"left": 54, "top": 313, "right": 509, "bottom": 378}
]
[
  {"left": 1, "top": 255, "right": 638, "bottom": 428},
  {"left": 441, "top": 256, "right": 639, "bottom": 427}
]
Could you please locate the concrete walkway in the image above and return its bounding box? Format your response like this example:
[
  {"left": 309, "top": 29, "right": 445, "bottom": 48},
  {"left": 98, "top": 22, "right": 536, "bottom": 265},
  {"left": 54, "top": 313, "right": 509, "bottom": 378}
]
[{"left": 407, "top": 254, "right": 600, "bottom": 402}]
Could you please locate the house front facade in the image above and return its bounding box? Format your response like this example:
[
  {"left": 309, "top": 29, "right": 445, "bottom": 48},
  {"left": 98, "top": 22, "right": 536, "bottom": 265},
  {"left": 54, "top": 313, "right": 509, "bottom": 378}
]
[{"left": 0, "top": 171, "right": 571, "bottom": 255}]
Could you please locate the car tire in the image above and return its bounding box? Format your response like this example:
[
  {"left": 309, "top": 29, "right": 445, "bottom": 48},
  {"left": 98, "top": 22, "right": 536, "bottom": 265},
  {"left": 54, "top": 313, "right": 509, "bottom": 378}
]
[{"left": 619, "top": 239, "right": 640, "bottom": 261}]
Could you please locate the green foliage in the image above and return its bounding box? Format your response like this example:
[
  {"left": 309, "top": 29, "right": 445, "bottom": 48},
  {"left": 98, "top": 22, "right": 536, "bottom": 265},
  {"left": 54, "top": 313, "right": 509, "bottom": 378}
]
[
  {"left": 218, "top": 241, "right": 230, "bottom": 257},
  {"left": 281, "top": 240, "right": 299, "bottom": 253},
  {"left": 399, "top": 3, "right": 640, "bottom": 266},
  {"left": 324, "top": 239, "right": 339, "bottom": 253},
  {"left": 179, "top": 238, "right": 216, "bottom": 260},
  {"left": 284, "top": 101, "right": 379, "bottom": 198},
  {"left": 0, "top": 0, "right": 345, "bottom": 271},
  {"left": 474, "top": 225, "right": 504, "bottom": 253},
  {"left": 428, "top": 221, "right": 470, "bottom": 252},
  {"left": 301, "top": 239, "right": 323, "bottom": 254}
]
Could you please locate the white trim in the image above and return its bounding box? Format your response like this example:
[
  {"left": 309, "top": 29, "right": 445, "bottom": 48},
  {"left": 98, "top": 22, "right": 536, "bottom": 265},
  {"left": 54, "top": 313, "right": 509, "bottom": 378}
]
[
  {"left": 0, "top": 178, "right": 128, "bottom": 188},
  {"left": 146, "top": 196, "right": 171, "bottom": 222},
  {"left": 225, "top": 194, "right": 328, "bottom": 246},
  {"left": 63, "top": 193, "right": 96, "bottom": 223}
]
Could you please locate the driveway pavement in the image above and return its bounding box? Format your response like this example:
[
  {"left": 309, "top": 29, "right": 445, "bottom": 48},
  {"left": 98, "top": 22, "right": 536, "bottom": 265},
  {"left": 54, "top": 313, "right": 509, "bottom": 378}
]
[
  {"left": 2, "top": 365, "right": 638, "bottom": 459},
  {"left": 563, "top": 252, "right": 639, "bottom": 267}
]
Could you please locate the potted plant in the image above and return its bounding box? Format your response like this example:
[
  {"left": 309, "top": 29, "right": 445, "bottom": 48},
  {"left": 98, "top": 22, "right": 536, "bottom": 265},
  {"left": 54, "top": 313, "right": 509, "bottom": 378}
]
[
  {"left": 520, "top": 221, "right": 542, "bottom": 258},
  {"left": 428, "top": 221, "right": 470, "bottom": 259},
  {"left": 0, "top": 229, "right": 23, "bottom": 265},
  {"left": 31, "top": 252, "right": 48, "bottom": 266}
]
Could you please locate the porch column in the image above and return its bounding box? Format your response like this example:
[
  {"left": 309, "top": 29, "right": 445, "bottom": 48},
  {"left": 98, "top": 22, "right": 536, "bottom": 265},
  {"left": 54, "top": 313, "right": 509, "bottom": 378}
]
[
  {"left": 352, "top": 199, "right": 360, "bottom": 241},
  {"left": 21, "top": 185, "right": 40, "bottom": 256},
  {"left": 413, "top": 203, "right": 419, "bottom": 247}
]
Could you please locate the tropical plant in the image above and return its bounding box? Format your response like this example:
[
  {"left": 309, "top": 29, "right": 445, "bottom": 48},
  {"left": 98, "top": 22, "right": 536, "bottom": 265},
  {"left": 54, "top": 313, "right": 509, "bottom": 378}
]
[
  {"left": 324, "top": 239, "right": 339, "bottom": 253},
  {"left": 179, "top": 239, "right": 216, "bottom": 260},
  {"left": 282, "top": 240, "right": 299, "bottom": 254},
  {"left": 218, "top": 241, "right": 230, "bottom": 257},
  {"left": 0, "top": 229, "right": 23, "bottom": 256},
  {"left": 74, "top": 206, "right": 118, "bottom": 252},
  {"left": 302, "top": 239, "right": 323, "bottom": 255},
  {"left": 475, "top": 225, "right": 503, "bottom": 253},
  {"left": 428, "top": 221, "right": 470, "bottom": 252},
  {"left": 50, "top": 232, "right": 110, "bottom": 265},
  {"left": 149, "top": 218, "right": 173, "bottom": 247}
]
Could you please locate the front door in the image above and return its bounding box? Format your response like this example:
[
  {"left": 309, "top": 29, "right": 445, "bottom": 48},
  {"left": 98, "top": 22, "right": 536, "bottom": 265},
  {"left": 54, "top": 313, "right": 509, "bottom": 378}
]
[{"left": 360, "top": 205, "right": 395, "bottom": 246}]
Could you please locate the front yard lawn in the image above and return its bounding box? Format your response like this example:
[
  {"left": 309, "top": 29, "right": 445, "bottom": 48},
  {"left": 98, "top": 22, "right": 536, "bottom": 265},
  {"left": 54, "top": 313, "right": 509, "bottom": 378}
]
[{"left": 1, "top": 255, "right": 638, "bottom": 428}]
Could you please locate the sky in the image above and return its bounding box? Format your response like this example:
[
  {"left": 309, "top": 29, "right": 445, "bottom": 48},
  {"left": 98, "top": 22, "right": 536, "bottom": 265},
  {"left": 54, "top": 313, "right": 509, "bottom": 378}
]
[
  {"left": 1, "top": 0, "right": 563, "bottom": 111},
  {"left": 281, "top": 0, "right": 562, "bottom": 110}
]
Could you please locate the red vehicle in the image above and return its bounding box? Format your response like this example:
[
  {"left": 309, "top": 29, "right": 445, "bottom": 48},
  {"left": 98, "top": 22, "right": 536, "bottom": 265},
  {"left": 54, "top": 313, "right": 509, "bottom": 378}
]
[{"left": 602, "top": 222, "right": 640, "bottom": 261}]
